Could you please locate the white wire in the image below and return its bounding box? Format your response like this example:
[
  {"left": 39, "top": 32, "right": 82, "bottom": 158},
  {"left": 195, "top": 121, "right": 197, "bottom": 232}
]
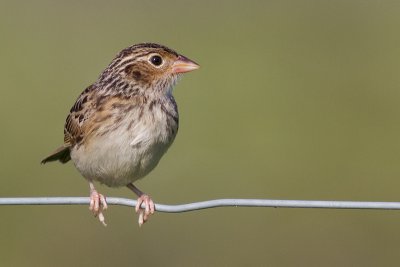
[{"left": 1, "top": 197, "right": 400, "bottom": 212}]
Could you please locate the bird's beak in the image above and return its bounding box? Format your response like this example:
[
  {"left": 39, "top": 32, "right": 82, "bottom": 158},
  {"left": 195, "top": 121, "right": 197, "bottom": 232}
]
[{"left": 172, "top": 55, "right": 200, "bottom": 73}]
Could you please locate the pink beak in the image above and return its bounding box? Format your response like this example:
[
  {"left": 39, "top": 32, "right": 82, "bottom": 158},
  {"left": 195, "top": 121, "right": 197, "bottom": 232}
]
[{"left": 172, "top": 55, "right": 200, "bottom": 73}]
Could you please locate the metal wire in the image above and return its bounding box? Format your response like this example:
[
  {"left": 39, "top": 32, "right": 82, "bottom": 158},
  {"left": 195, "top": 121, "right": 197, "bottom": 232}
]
[{"left": 1, "top": 197, "right": 400, "bottom": 212}]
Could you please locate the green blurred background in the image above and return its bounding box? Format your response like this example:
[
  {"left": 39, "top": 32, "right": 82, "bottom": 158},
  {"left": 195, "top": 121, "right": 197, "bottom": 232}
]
[{"left": 1, "top": 0, "right": 400, "bottom": 266}]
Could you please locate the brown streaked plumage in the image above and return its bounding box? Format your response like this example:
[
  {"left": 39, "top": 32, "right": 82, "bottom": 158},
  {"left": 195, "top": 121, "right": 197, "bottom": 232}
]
[{"left": 42, "top": 43, "right": 199, "bottom": 226}]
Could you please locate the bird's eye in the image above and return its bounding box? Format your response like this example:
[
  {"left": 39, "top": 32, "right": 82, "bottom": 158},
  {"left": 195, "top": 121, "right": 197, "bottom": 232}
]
[{"left": 149, "top": 55, "right": 163, "bottom": 66}]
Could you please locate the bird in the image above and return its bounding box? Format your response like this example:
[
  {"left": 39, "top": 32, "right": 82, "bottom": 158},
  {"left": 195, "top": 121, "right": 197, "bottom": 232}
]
[{"left": 41, "top": 43, "right": 199, "bottom": 226}]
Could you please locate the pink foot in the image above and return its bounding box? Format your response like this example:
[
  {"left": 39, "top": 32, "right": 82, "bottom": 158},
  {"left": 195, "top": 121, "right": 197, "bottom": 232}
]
[
  {"left": 89, "top": 188, "right": 108, "bottom": 226},
  {"left": 135, "top": 194, "right": 155, "bottom": 226}
]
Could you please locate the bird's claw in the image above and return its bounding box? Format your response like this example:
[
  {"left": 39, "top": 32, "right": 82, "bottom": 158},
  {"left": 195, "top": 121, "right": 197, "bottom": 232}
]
[
  {"left": 89, "top": 190, "right": 108, "bottom": 226},
  {"left": 135, "top": 194, "right": 155, "bottom": 226}
]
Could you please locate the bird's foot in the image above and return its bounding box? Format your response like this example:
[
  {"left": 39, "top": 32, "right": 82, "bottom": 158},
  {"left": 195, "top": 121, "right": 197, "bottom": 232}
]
[
  {"left": 89, "top": 189, "right": 108, "bottom": 226},
  {"left": 135, "top": 194, "right": 155, "bottom": 226}
]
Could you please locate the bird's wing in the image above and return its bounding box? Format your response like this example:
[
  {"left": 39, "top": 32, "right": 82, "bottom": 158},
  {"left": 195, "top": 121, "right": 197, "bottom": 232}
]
[
  {"left": 64, "top": 84, "right": 97, "bottom": 146},
  {"left": 41, "top": 85, "right": 97, "bottom": 164}
]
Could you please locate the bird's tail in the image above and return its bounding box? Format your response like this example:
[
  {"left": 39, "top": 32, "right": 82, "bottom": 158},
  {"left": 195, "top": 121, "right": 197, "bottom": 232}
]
[{"left": 41, "top": 146, "right": 71, "bottom": 164}]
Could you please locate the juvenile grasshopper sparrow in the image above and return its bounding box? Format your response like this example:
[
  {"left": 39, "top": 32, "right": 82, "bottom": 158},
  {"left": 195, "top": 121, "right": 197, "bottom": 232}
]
[{"left": 42, "top": 43, "right": 199, "bottom": 226}]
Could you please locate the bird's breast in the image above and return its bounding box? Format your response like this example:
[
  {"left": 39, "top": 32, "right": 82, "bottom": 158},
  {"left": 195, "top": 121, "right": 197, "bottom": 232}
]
[{"left": 71, "top": 98, "right": 178, "bottom": 187}]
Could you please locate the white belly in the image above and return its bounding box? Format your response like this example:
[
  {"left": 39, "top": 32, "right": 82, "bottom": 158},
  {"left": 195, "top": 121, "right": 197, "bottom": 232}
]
[{"left": 70, "top": 110, "right": 176, "bottom": 187}]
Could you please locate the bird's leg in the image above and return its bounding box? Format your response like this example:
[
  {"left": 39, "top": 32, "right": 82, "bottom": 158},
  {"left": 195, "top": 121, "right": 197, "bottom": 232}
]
[
  {"left": 127, "top": 183, "right": 155, "bottom": 226},
  {"left": 89, "top": 182, "right": 108, "bottom": 226}
]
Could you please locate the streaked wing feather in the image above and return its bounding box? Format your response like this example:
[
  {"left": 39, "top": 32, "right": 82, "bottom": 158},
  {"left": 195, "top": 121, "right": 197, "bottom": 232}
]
[
  {"left": 64, "top": 84, "right": 97, "bottom": 146},
  {"left": 42, "top": 84, "right": 98, "bottom": 164}
]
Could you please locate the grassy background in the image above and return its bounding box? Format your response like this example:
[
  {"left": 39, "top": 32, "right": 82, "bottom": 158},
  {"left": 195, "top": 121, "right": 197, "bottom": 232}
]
[{"left": 1, "top": 0, "right": 400, "bottom": 266}]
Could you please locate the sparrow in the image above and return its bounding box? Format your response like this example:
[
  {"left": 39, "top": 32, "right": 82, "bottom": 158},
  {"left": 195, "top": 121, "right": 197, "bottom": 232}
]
[{"left": 42, "top": 43, "right": 199, "bottom": 226}]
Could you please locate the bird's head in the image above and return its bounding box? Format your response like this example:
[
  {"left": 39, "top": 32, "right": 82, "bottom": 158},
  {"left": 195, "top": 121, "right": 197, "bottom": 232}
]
[{"left": 98, "top": 43, "right": 199, "bottom": 96}]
